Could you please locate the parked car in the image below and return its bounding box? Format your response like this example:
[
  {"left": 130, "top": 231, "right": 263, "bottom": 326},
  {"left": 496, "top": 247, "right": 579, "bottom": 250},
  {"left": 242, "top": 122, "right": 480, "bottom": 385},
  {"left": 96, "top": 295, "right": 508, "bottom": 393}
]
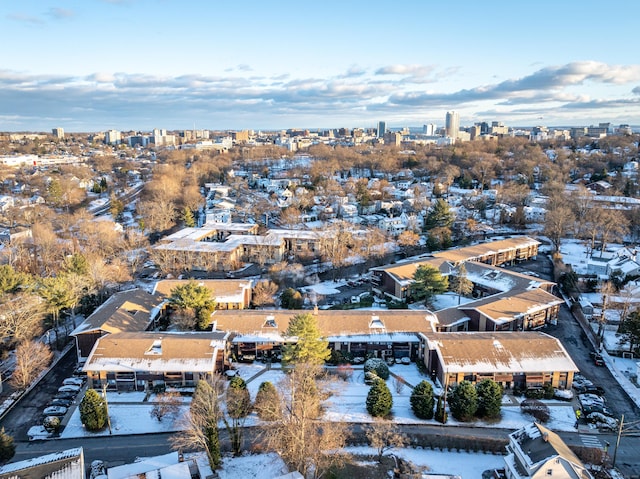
[
  {"left": 43, "top": 406, "right": 68, "bottom": 416},
  {"left": 572, "top": 376, "right": 593, "bottom": 390},
  {"left": 578, "top": 385, "right": 605, "bottom": 396},
  {"left": 48, "top": 398, "right": 72, "bottom": 408},
  {"left": 54, "top": 391, "right": 78, "bottom": 400},
  {"left": 579, "top": 393, "right": 606, "bottom": 410},
  {"left": 553, "top": 389, "right": 574, "bottom": 401},
  {"left": 62, "top": 377, "right": 84, "bottom": 387},
  {"left": 586, "top": 412, "right": 619, "bottom": 430},
  {"left": 58, "top": 385, "right": 81, "bottom": 393}
]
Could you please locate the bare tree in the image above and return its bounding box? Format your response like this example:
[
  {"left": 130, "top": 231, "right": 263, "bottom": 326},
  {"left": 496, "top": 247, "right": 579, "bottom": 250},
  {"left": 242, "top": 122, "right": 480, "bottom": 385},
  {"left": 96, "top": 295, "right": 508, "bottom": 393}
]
[
  {"left": 150, "top": 391, "right": 183, "bottom": 422},
  {"left": 10, "top": 340, "right": 53, "bottom": 390},
  {"left": 543, "top": 206, "right": 575, "bottom": 253},
  {"left": 252, "top": 280, "right": 279, "bottom": 307},
  {"left": 364, "top": 419, "right": 409, "bottom": 463},
  {"left": 171, "top": 378, "right": 223, "bottom": 469},
  {"left": 260, "top": 364, "right": 350, "bottom": 479},
  {"left": 0, "top": 294, "right": 46, "bottom": 344}
]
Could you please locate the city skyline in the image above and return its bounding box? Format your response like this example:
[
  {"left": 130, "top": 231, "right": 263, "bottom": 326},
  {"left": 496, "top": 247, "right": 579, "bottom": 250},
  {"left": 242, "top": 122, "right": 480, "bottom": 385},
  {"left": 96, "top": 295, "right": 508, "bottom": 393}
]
[{"left": 1, "top": 0, "right": 639, "bottom": 132}]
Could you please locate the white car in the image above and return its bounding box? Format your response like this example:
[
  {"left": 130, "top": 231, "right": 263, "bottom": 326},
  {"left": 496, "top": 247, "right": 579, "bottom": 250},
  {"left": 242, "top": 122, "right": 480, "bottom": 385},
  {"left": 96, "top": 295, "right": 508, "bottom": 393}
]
[
  {"left": 58, "top": 385, "right": 81, "bottom": 393},
  {"left": 43, "top": 405, "right": 68, "bottom": 416},
  {"left": 62, "top": 377, "right": 84, "bottom": 387}
]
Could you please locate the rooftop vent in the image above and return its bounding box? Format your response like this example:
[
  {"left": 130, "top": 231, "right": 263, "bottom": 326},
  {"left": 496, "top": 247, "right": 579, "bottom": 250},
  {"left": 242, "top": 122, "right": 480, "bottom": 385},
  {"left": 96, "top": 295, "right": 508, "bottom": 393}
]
[{"left": 145, "top": 338, "right": 163, "bottom": 355}]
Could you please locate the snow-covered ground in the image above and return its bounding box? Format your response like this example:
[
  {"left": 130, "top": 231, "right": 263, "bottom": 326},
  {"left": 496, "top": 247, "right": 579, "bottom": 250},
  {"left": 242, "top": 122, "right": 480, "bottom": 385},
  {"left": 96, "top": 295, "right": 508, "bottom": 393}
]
[{"left": 59, "top": 362, "right": 579, "bottom": 440}]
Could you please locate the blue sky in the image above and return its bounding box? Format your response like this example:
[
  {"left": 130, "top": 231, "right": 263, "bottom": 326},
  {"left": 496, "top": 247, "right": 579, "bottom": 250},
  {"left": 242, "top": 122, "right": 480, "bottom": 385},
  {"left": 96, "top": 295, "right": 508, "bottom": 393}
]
[{"left": 1, "top": 0, "right": 639, "bottom": 132}]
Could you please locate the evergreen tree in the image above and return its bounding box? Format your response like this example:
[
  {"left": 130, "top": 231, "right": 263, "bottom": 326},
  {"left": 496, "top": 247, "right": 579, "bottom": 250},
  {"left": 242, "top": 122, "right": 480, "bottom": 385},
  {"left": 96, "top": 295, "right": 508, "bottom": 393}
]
[
  {"left": 409, "top": 264, "right": 449, "bottom": 305},
  {"left": 0, "top": 428, "right": 15, "bottom": 462},
  {"left": 448, "top": 380, "right": 478, "bottom": 422},
  {"left": 226, "top": 376, "right": 251, "bottom": 419},
  {"left": 282, "top": 313, "right": 330, "bottom": 366},
  {"left": 169, "top": 281, "right": 216, "bottom": 330},
  {"left": 434, "top": 394, "right": 448, "bottom": 423},
  {"left": 100, "top": 177, "right": 108, "bottom": 192},
  {"left": 366, "top": 377, "right": 393, "bottom": 418},
  {"left": 0, "top": 265, "right": 32, "bottom": 296},
  {"left": 183, "top": 207, "right": 196, "bottom": 227},
  {"left": 280, "top": 288, "right": 303, "bottom": 309},
  {"left": 410, "top": 380, "right": 435, "bottom": 419},
  {"left": 364, "top": 358, "right": 390, "bottom": 380},
  {"left": 475, "top": 379, "right": 503, "bottom": 419},
  {"left": 424, "top": 198, "right": 454, "bottom": 230},
  {"left": 79, "top": 389, "right": 108, "bottom": 431},
  {"left": 254, "top": 381, "right": 282, "bottom": 421}
]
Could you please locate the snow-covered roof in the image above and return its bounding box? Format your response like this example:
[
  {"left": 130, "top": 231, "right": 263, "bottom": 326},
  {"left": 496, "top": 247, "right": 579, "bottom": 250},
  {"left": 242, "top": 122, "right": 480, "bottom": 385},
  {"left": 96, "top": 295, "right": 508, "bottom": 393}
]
[
  {"left": 0, "top": 448, "right": 83, "bottom": 478},
  {"left": 425, "top": 331, "right": 578, "bottom": 374}
]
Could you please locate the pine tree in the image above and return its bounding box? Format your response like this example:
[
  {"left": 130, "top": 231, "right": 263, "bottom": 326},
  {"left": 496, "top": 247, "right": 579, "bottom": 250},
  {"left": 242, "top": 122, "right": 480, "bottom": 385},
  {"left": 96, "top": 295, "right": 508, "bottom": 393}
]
[
  {"left": 182, "top": 207, "right": 196, "bottom": 227},
  {"left": 79, "top": 389, "right": 108, "bottom": 431},
  {"left": 410, "top": 264, "right": 449, "bottom": 305},
  {"left": 366, "top": 377, "right": 393, "bottom": 418},
  {"left": 280, "top": 288, "right": 303, "bottom": 309},
  {"left": 410, "top": 380, "right": 435, "bottom": 419},
  {"left": 0, "top": 428, "right": 15, "bottom": 462},
  {"left": 254, "top": 381, "right": 282, "bottom": 421},
  {"left": 448, "top": 380, "right": 478, "bottom": 422},
  {"left": 282, "top": 313, "right": 330, "bottom": 366},
  {"left": 364, "top": 358, "right": 390, "bottom": 380},
  {"left": 226, "top": 376, "right": 251, "bottom": 419},
  {"left": 476, "top": 379, "right": 503, "bottom": 419}
]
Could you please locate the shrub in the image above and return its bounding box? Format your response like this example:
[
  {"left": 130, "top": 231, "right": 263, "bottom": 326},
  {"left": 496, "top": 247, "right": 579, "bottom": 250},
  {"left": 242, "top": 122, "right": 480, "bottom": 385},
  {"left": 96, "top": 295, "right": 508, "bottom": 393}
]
[
  {"left": 410, "top": 380, "right": 435, "bottom": 420},
  {"left": 366, "top": 377, "right": 393, "bottom": 418},
  {"left": 520, "top": 399, "right": 550, "bottom": 423},
  {"left": 80, "top": 389, "right": 108, "bottom": 431},
  {"left": 448, "top": 380, "right": 478, "bottom": 422},
  {"left": 336, "top": 364, "right": 354, "bottom": 382},
  {"left": 227, "top": 376, "right": 251, "bottom": 419},
  {"left": 475, "top": 379, "right": 503, "bottom": 419},
  {"left": 0, "top": 428, "right": 15, "bottom": 462},
  {"left": 525, "top": 387, "right": 545, "bottom": 399},
  {"left": 435, "top": 395, "right": 448, "bottom": 424},
  {"left": 364, "top": 358, "right": 390, "bottom": 380},
  {"left": 543, "top": 383, "right": 555, "bottom": 400},
  {"left": 43, "top": 416, "right": 61, "bottom": 433}
]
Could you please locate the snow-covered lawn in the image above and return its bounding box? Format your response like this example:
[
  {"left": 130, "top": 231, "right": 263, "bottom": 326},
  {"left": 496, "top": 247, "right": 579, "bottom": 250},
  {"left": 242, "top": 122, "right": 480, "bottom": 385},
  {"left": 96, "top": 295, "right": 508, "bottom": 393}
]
[{"left": 59, "top": 363, "right": 579, "bottom": 439}]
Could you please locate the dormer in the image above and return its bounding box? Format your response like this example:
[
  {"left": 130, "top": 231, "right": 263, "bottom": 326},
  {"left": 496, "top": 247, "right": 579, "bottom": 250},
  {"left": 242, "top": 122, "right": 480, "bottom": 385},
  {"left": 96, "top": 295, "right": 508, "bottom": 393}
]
[
  {"left": 145, "top": 338, "right": 163, "bottom": 355},
  {"left": 263, "top": 315, "right": 277, "bottom": 328},
  {"left": 369, "top": 315, "right": 385, "bottom": 330}
]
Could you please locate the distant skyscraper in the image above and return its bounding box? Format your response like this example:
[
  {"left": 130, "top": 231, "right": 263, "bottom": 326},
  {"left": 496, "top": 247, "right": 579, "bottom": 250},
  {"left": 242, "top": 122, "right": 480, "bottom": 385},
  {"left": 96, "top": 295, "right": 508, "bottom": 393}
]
[
  {"left": 377, "top": 121, "right": 386, "bottom": 138},
  {"left": 445, "top": 111, "right": 459, "bottom": 138},
  {"left": 423, "top": 123, "right": 436, "bottom": 136},
  {"left": 52, "top": 127, "right": 64, "bottom": 139}
]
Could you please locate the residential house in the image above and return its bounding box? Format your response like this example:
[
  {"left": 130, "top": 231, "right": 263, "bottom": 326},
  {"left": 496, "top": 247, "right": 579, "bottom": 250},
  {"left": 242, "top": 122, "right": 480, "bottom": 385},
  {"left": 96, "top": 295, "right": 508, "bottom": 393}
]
[
  {"left": 422, "top": 332, "right": 578, "bottom": 390},
  {"left": 152, "top": 279, "right": 254, "bottom": 310},
  {"left": 0, "top": 448, "right": 85, "bottom": 479},
  {"left": 504, "top": 423, "right": 593, "bottom": 479},
  {"left": 83, "top": 331, "right": 229, "bottom": 392},
  {"left": 70, "top": 289, "right": 163, "bottom": 363}
]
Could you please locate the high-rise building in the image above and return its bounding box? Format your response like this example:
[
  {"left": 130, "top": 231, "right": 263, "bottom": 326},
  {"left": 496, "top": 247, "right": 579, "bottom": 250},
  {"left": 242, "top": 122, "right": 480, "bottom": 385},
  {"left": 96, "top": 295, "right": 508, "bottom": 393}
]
[
  {"left": 445, "top": 111, "right": 459, "bottom": 138},
  {"left": 423, "top": 124, "right": 436, "bottom": 136},
  {"left": 52, "top": 127, "right": 64, "bottom": 139},
  {"left": 377, "top": 121, "right": 386, "bottom": 138},
  {"left": 105, "top": 129, "right": 121, "bottom": 145}
]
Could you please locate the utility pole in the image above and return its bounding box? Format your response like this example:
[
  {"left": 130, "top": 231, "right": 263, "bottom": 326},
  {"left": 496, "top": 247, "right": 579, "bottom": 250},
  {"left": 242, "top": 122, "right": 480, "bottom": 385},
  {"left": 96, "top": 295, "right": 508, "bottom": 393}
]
[
  {"left": 612, "top": 414, "right": 624, "bottom": 468},
  {"left": 102, "top": 382, "right": 112, "bottom": 435}
]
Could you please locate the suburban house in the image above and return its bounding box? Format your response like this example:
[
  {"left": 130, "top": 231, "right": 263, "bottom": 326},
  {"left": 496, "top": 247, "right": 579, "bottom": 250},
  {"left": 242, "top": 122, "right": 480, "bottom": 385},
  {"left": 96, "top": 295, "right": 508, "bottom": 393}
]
[
  {"left": 0, "top": 448, "right": 85, "bottom": 479},
  {"left": 422, "top": 332, "right": 578, "bottom": 390},
  {"left": 83, "top": 331, "right": 229, "bottom": 392},
  {"left": 152, "top": 278, "right": 254, "bottom": 310},
  {"left": 504, "top": 423, "right": 593, "bottom": 479},
  {"left": 70, "top": 289, "right": 163, "bottom": 363}
]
